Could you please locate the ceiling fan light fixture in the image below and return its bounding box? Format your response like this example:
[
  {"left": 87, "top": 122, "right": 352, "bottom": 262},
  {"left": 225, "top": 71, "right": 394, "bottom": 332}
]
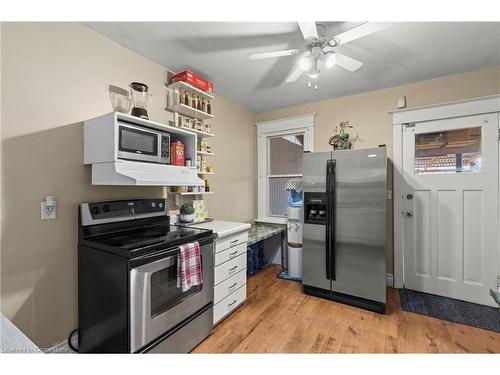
[
  {"left": 299, "top": 55, "right": 312, "bottom": 71},
  {"left": 326, "top": 52, "right": 337, "bottom": 68},
  {"left": 308, "top": 68, "right": 320, "bottom": 79}
]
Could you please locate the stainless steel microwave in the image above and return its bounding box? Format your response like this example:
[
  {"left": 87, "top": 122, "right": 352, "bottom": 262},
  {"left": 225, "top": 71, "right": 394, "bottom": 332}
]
[{"left": 117, "top": 122, "right": 170, "bottom": 164}]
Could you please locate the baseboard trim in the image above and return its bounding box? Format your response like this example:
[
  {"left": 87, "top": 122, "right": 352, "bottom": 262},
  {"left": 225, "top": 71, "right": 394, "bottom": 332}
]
[{"left": 386, "top": 273, "right": 394, "bottom": 287}]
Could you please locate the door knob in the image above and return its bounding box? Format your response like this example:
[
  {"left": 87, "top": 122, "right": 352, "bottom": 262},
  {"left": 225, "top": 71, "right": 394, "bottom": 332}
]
[
  {"left": 406, "top": 194, "right": 414, "bottom": 200},
  {"left": 406, "top": 210, "right": 414, "bottom": 217}
]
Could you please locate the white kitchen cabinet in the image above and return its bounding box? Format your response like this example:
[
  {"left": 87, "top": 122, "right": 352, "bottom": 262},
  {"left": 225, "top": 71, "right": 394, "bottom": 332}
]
[{"left": 189, "top": 220, "right": 251, "bottom": 325}]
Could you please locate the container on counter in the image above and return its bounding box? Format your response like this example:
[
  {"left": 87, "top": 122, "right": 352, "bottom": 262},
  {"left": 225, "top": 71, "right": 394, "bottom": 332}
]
[
  {"left": 185, "top": 158, "right": 192, "bottom": 168},
  {"left": 170, "top": 140, "right": 185, "bottom": 166}
]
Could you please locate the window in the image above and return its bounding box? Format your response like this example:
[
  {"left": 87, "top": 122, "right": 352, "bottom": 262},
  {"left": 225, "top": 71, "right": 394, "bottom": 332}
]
[
  {"left": 256, "top": 114, "right": 315, "bottom": 224},
  {"left": 414, "top": 127, "right": 482, "bottom": 174}
]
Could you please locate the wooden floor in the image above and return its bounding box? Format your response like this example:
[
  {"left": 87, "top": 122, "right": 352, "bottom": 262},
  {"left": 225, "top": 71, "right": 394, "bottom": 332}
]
[{"left": 193, "top": 266, "right": 500, "bottom": 353}]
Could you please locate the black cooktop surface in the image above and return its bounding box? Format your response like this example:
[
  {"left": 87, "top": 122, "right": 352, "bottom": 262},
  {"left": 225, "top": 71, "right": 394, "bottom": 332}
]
[{"left": 84, "top": 224, "right": 212, "bottom": 257}]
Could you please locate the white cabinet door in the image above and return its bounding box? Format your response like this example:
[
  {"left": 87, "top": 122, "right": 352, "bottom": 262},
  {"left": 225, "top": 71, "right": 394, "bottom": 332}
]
[{"left": 402, "top": 113, "right": 499, "bottom": 306}]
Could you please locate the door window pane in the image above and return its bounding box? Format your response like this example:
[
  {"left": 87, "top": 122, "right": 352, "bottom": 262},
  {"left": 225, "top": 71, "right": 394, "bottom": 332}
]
[
  {"left": 414, "top": 127, "right": 481, "bottom": 174},
  {"left": 269, "top": 134, "right": 304, "bottom": 175}
]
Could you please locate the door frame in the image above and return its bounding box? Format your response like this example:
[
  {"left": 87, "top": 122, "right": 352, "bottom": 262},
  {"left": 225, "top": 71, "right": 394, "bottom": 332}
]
[{"left": 391, "top": 94, "right": 500, "bottom": 289}]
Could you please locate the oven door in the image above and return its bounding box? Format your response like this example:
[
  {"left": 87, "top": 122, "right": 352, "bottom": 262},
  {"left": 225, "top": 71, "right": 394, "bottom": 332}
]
[
  {"left": 129, "top": 241, "right": 214, "bottom": 352},
  {"left": 117, "top": 123, "right": 163, "bottom": 163}
]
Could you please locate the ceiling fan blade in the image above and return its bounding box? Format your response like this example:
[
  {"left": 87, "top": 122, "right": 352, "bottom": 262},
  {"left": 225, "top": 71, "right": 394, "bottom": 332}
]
[
  {"left": 298, "top": 22, "right": 318, "bottom": 40},
  {"left": 335, "top": 53, "right": 364, "bottom": 72},
  {"left": 285, "top": 65, "right": 304, "bottom": 83},
  {"left": 334, "top": 22, "right": 390, "bottom": 45},
  {"left": 249, "top": 49, "right": 303, "bottom": 60}
]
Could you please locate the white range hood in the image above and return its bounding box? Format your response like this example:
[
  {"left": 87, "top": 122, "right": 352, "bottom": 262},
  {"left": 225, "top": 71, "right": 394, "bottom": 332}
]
[{"left": 91, "top": 160, "right": 205, "bottom": 186}]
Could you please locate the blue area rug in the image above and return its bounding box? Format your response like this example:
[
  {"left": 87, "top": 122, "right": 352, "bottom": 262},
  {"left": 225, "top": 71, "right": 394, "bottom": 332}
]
[
  {"left": 399, "top": 289, "right": 500, "bottom": 333},
  {"left": 277, "top": 270, "right": 302, "bottom": 283}
]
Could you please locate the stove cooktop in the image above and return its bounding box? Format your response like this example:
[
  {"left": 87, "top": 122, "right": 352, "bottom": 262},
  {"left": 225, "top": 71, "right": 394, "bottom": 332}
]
[{"left": 83, "top": 224, "right": 212, "bottom": 258}]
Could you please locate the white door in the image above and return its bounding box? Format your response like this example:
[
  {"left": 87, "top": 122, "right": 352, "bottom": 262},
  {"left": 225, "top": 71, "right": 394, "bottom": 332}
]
[{"left": 402, "top": 113, "right": 499, "bottom": 306}]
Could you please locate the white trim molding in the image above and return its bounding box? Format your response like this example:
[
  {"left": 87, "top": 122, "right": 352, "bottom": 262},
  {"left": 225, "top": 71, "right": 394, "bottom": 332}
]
[
  {"left": 391, "top": 95, "right": 500, "bottom": 290},
  {"left": 386, "top": 273, "right": 394, "bottom": 287},
  {"left": 390, "top": 94, "right": 500, "bottom": 125},
  {"left": 255, "top": 113, "right": 315, "bottom": 224}
]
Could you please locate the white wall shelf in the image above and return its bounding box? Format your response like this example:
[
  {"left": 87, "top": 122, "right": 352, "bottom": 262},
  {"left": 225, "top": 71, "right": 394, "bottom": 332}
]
[
  {"left": 198, "top": 172, "right": 215, "bottom": 175},
  {"left": 184, "top": 127, "right": 215, "bottom": 138},
  {"left": 197, "top": 151, "right": 215, "bottom": 156},
  {"left": 167, "top": 81, "right": 214, "bottom": 100},
  {"left": 176, "top": 191, "right": 214, "bottom": 196},
  {"left": 167, "top": 103, "right": 214, "bottom": 120}
]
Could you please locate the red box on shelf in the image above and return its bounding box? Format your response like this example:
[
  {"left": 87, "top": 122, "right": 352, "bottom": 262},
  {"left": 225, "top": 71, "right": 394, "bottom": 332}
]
[{"left": 171, "top": 70, "right": 214, "bottom": 92}]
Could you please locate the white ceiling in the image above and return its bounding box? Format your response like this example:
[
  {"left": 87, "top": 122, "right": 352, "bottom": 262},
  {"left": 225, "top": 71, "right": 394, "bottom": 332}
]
[{"left": 83, "top": 22, "right": 500, "bottom": 113}]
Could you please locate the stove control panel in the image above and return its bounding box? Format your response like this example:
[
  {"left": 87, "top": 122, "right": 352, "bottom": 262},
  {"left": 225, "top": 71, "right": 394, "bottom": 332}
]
[{"left": 80, "top": 199, "right": 168, "bottom": 225}]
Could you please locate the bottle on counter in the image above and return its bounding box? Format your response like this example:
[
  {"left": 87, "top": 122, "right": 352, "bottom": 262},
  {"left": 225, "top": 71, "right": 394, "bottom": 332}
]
[
  {"left": 184, "top": 90, "right": 190, "bottom": 106},
  {"left": 201, "top": 98, "right": 206, "bottom": 112},
  {"left": 197, "top": 96, "right": 202, "bottom": 111},
  {"left": 204, "top": 179, "right": 210, "bottom": 192},
  {"left": 191, "top": 94, "right": 197, "bottom": 109},
  {"left": 207, "top": 100, "right": 212, "bottom": 115}
]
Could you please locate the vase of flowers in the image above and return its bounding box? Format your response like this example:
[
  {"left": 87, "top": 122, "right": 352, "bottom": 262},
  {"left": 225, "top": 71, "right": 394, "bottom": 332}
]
[{"left": 329, "top": 121, "right": 354, "bottom": 150}]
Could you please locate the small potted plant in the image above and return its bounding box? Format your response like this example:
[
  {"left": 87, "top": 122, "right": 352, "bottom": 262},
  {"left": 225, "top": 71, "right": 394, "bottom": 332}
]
[{"left": 180, "top": 203, "right": 195, "bottom": 223}]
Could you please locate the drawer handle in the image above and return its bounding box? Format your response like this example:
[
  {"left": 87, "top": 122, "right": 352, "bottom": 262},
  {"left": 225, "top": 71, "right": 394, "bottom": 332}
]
[
  {"left": 229, "top": 251, "right": 238, "bottom": 258},
  {"left": 229, "top": 265, "right": 238, "bottom": 274},
  {"left": 228, "top": 299, "right": 238, "bottom": 307},
  {"left": 230, "top": 239, "right": 239, "bottom": 246},
  {"left": 228, "top": 282, "right": 238, "bottom": 292}
]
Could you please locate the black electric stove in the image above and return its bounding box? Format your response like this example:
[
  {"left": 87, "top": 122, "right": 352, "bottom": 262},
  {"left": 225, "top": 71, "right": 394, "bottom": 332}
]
[
  {"left": 77, "top": 198, "right": 215, "bottom": 353},
  {"left": 79, "top": 198, "right": 213, "bottom": 259}
]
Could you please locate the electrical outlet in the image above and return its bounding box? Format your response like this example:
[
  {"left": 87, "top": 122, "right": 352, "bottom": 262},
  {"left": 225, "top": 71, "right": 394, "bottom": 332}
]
[{"left": 41, "top": 200, "right": 56, "bottom": 220}]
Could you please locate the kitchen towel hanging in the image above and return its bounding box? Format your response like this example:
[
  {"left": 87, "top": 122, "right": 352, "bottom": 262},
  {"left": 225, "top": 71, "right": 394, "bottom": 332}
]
[{"left": 177, "top": 241, "right": 203, "bottom": 292}]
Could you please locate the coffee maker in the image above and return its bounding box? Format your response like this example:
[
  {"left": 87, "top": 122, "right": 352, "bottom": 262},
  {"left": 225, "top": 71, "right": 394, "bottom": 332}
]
[{"left": 130, "top": 82, "right": 152, "bottom": 120}]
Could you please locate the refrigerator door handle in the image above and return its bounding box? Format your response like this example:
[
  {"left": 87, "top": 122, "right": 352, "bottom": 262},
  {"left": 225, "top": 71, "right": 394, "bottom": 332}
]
[
  {"left": 325, "top": 161, "right": 332, "bottom": 280},
  {"left": 330, "top": 159, "right": 336, "bottom": 281}
]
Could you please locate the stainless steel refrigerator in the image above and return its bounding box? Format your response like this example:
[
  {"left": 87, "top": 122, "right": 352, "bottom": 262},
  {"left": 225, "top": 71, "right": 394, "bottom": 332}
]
[{"left": 302, "top": 147, "right": 387, "bottom": 313}]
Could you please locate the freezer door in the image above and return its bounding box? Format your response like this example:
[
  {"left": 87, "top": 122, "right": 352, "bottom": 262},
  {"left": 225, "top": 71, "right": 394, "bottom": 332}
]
[
  {"left": 302, "top": 152, "right": 332, "bottom": 290},
  {"left": 331, "top": 148, "right": 387, "bottom": 303}
]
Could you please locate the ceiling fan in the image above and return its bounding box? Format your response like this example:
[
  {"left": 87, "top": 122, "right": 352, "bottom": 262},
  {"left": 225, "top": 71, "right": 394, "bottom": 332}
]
[{"left": 249, "top": 22, "right": 390, "bottom": 88}]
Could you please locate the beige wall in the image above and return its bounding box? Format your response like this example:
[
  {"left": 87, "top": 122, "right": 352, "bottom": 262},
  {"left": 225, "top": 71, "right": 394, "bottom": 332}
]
[
  {"left": 254, "top": 65, "right": 500, "bottom": 274},
  {"left": 0, "top": 22, "right": 255, "bottom": 348}
]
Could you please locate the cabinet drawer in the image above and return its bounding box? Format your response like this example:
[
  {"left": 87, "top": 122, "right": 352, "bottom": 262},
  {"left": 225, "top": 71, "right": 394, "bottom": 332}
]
[
  {"left": 214, "top": 253, "right": 246, "bottom": 285},
  {"left": 215, "top": 231, "right": 248, "bottom": 253},
  {"left": 214, "top": 242, "right": 247, "bottom": 266},
  {"left": 214, "top": 269, "right": 247, "bottom": 304},
  {"left": 214, "top": 284, "right": 246, "bottom": 325}
]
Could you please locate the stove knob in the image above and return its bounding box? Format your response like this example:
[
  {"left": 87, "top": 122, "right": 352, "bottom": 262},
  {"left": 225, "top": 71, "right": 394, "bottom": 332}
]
[
  {"left": 159, "top": 202, "right": 163, "bottom": 208},
  {"left": 102, "top": 204, "right": 110, "bottom": 213},
  {"left": 91, "top": 206, "right": 100, "bottom": 215},
  {"left": 151, "top": 202, "right": 156, "bottom": 208}
]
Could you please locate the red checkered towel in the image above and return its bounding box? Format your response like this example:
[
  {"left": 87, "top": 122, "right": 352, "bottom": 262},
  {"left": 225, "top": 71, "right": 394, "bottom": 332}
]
[{"left": 177, "top": 241, "right": 203, "bottom": 292}]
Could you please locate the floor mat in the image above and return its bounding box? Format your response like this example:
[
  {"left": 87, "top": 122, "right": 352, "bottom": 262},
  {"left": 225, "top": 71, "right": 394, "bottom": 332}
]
[
  {"left": 276, "top": 270, "right": 302, "bottom": 283},
  {"left": 399, "top": 288, "right": 500, "bottom": 333}
]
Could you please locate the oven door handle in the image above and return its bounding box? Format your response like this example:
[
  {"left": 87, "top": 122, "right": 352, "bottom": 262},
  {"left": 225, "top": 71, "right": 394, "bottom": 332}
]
[{"left": 131, "top": 248, "right": 179, "bottom": 274}]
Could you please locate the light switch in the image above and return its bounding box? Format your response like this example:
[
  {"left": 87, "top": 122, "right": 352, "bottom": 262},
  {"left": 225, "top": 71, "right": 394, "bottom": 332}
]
[{"left": 41, "top": 196, "right": 56, "bottom": 220}]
